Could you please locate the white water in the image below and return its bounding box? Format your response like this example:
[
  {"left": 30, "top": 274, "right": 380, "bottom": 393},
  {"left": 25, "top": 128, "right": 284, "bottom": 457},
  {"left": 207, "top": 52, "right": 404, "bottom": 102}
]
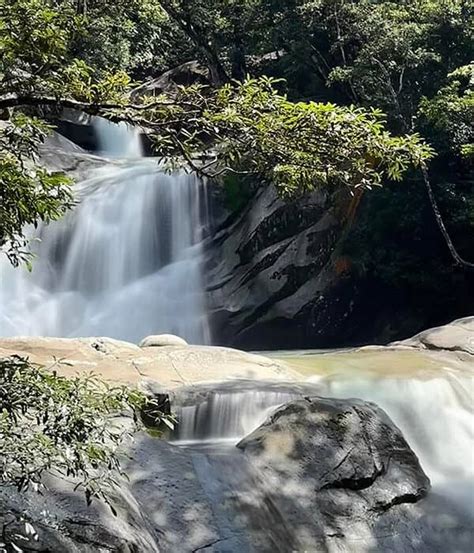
[
  {"left": 0, "top": 120, "right": 210, "bottom": 344},
  {"left": 173, "top": 388, "right": 306, "bottom": 444},
  {"left": 171, "top": 367, "right": 474, "bottom": 521}
]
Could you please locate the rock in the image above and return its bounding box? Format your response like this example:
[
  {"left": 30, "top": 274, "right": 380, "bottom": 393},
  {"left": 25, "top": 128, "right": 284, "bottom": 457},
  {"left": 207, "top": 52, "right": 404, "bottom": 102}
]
[
  {"left": 0, "top": 427, "right": 219, "bottom": 553},
  {"left": 38, "top": 130, "right": 120, "bottom": 181},
  {"left": 237, "top": 396, "right": 434, "bottom": 551},
  {"left": 0, "top": 470, "right": 160, "bottom": 553},
  {"left": 131, "top": 61, "right": 211, "bottom": 99},
  {"left": 139, "top": 334, "right": 188, "bottom": 347},
  {"left": 205, "top": 179, "right": 474, "bottom": 350},
  {"left": 0, "top": 336, "right": 296, "bottom": 389},
  {"left": 393, "top": 316, "right": 474, "bottom": 356},
  {"left": 1, "top": 394, "right": 471, "bottom": 552},
  {"left": 205, "top": 184, "right": 346, "bottom": 349}
]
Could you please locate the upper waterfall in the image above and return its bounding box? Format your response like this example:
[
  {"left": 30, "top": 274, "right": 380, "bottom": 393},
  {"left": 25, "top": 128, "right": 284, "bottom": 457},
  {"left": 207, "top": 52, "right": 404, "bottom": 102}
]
[{"left": 0, "top": 120, "right": 210, "bottom": 344}]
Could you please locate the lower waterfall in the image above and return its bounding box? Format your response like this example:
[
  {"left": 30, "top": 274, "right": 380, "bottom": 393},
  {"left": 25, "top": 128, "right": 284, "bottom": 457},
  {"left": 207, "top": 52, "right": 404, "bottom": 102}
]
[
  {"left": 0, "top": 121, "right": 210, "bottom": 344},
  {"left": 169, "top": 363, "right": 474, "bottom": 523}
]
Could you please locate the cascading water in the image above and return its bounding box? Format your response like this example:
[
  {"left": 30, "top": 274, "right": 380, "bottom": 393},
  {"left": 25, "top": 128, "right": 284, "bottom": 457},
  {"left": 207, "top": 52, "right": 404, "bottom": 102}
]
[
  {"left": 171, "top": 381, "right": 317, "bottom": 444},
  {"left": 0, "top": 120, "right": 210, "bottom": 344},
  {"left": 169, "top": 353, "right": 473, "bottom": 530}
]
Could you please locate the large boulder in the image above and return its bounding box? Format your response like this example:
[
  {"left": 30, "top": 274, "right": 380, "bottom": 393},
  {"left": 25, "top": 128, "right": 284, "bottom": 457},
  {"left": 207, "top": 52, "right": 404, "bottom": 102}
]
[
  {"left": 0, "top": 469, "right": 160, "bottom": 552},
  {"left": 205, "top": 180, "right": 474, "bottom": 350},
  {"left": 236, "top": 396, "right": 442, "bottom": 552},
  {"left": 0, "top": 427, "right": 221, "bottom": 553}
]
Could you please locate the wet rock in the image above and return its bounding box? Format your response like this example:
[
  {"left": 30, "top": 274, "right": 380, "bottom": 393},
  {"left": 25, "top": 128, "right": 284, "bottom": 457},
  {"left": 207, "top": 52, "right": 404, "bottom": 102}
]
[{"left": 139, "top": 334, "right": 188, "bottom": 347}]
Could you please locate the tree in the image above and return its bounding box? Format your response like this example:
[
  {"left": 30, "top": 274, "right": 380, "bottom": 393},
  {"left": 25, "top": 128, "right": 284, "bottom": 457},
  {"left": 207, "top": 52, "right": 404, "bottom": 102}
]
[
  {"left": 0, "top": 0, "right": 435, "bottom": 265},
  {"left": 418, "top": 63, "right": 474, "bottom": 157}
]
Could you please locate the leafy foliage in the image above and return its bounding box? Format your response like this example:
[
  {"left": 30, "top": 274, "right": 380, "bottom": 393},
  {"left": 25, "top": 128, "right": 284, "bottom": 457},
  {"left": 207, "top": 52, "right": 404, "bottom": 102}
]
[
  {"left": 418, "top": 63, "right": 474, "bottom": 156},
  {"left": 0, "top": 0, "right": 437, "bottom": 265},
  {"left": 142, "top": 77, "right": 433, "bottom": 195},
  {"left": 0, "top": 114, "right": 73, "bottom": 266},
  {"left": 0, "top": 355, "right": 158, "bottom": 506}
]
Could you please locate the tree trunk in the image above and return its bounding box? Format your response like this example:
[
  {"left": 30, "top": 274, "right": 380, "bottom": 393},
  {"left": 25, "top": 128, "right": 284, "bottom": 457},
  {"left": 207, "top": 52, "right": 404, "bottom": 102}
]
[{"left": 159, "top": 1, "right": 229, "bottom": 86}]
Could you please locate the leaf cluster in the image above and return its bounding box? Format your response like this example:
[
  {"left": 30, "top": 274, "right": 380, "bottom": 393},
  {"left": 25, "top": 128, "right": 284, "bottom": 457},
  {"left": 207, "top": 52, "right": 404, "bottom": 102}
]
[
  {"left": 0, "top": 114, "right": 73, "bottom": 266},
  {"left": 141, "top": 77, "right": 433, "bottom": 195},
  {"left": 0, "top": 355, "right": 158, "bottom": 506}
]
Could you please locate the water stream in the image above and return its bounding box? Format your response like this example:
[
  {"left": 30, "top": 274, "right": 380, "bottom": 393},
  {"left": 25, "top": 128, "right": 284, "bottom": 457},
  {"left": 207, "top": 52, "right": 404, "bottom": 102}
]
[{"left": 0, "top": 120, "right": 210, "bottom": 344}]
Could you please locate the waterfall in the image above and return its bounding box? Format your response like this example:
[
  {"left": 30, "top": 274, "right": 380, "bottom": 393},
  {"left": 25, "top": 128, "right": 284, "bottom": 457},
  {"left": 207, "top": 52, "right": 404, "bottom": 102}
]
[
  {"left": 171, "top": 385, "right": 309, "bottom": 444},
  {"left": 0, "top": 120, "right": 210, "bottom": 344}
]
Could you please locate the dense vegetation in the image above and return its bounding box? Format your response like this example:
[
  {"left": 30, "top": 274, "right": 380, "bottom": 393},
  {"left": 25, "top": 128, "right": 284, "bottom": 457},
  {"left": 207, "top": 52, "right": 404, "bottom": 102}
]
[{"left": 2, "top": 0, "right": 455, "bottom": 264}]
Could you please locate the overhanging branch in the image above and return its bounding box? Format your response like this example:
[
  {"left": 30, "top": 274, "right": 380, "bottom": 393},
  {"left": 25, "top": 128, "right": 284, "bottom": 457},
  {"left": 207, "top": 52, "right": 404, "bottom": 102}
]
[{"left": 0, "top": 95, "right": 199, "bottom": 113}]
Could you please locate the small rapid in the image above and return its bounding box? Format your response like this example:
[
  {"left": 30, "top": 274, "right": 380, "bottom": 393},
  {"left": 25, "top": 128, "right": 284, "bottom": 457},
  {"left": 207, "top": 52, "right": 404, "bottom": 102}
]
[{"left": 170, "top": 381, "right": 317, "bottom": 445}]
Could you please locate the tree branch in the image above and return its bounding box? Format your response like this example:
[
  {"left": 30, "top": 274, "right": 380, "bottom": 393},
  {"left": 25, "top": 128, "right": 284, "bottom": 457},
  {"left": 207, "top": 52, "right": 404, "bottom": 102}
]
[{"left": 0, "top": 95, "right": 200, "bottom": 113}]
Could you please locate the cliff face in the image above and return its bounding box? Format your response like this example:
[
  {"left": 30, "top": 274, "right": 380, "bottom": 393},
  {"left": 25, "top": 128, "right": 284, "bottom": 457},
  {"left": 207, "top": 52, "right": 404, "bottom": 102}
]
[
  {"left": 205, "top": 185, "right": 352, "bottom": 349},
  {"left": 204, "top": 182, "right": 474, "bottom": 350}
]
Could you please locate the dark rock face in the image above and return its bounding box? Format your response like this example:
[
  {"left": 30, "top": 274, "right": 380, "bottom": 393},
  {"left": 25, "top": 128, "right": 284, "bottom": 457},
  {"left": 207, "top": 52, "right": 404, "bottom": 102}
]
[
  {"left": 205, "top": 185, "right": 358, "bottom": 349},
  {"left": 204, "top": 182, "right": 474, "bottom": 350}
]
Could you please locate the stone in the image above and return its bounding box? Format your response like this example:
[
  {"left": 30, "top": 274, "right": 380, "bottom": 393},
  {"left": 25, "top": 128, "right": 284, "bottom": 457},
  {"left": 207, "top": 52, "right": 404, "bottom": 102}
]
[
  {"left": 139, "top": 334, "right": 188, "bottom": 348},
  {"left": 131, "top": 61, "right": 211, "bottom": 99},
  {"left": 238, "top": 396, "right": 430, "bottom": 507},
  {"left": 0, "top": 336, "right": 296, "bottom": 389},
  {"left": 204, "top": 176, "right": 474, "bottom": 350},
  {"left": 205, "top": 184, "right": 344, "bottom": 349},
  {"left": 0, "top": 427, "right": 218, "bottom": 553},
  {"left": 393, "top": 316, "right": 474, "bottom": 355},
  {"left": 236, "top": 396, "right": 472, "bottom": 552}
]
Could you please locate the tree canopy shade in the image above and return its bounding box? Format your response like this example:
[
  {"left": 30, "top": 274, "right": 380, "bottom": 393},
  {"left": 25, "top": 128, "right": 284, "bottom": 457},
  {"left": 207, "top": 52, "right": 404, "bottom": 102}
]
[{"left": 0, "top": 0, "right": 436, "bottom": 265}]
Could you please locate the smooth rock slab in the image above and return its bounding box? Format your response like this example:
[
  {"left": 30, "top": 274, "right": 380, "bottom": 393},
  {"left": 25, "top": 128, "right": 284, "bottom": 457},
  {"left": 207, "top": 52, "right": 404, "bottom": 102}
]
[
  {"left": 393, "top": 316, "right": 474, "bottom": 355},
  {"left": 0, "top": 336, "right": 296, "bottom": 389}
]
